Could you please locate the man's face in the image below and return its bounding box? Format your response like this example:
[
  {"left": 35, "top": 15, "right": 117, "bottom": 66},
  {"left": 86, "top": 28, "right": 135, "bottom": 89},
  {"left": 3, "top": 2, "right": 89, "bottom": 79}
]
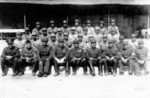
[
  {"left": 36, "top": 24, "right": 40, "bottom": 28},
  {"left": 64, "top": 35, "right": 68, "bottom": 40},
  {"left": 119, "top": 39, "right": 124, "bottom": 43},
  {"left": 123, "top": 45, "right": 128, "bottom": 49},
  {"left": 91, "top": 43, "right": 96, "bottom": 48},
  {"left": 100, "top": 23, "right": 104, "bottom": 28},
  {"left": 132, "top": 37, "right": 136, "bottom": 42},
  {"left": 26, "top": 43, "right": 31, "bottom": 49},
  {"left": 108, "top": 43, "right": 113, "bottom": 47},
  {"left": 95, "top": 29, "right": 100, "bottom": 34},
  {"left": 78, "top": 36, "right": 83, "bottom": 41},
  {"left": 59, "top": 42, "right": 64, "bottom": 47},
  {"left": 71, "top": 30, "right": 75, "bottom": 34},
  {"left": 74, "top": 43, "right": 79, "bottom": 48},
  {"left": 75, "top": 22, "right": 79, "bottom": 26},
  {"left": 87, "top": 23, "right": 91, "bottom": 27},
  {"left": 51, "top": 37, "right": 56, "bottom": 42},
  {"left": 58, "top": 31, "right": 62, "bottom": 35},
  {"left": 63, "top": 23, "right": 67, "bottom": 27},
  {"left": 32, "top": 35, "right": 37, "bottom": 40},
  {"left": 103, "top": 37, "right": 107, "bottom": 42},
  {"left": 17, "top": 34, "right": 22, "bottom": 39},
  {"left": 8, "top": 42, "right": 13, "bottom": 48},
  {"left": 83, "top": 30, "right": 88, "bottom": 35},
  {"left": 138, "top": 44, "right": 144, "bottom": 48},
  {"left": 43, "top": 31, "right": 47, "bottom": 36},
  {"left": 111, "top": 22, "right": 115, "bottom": 26},
  {"left": 42, "top": 41, "right": 47, "bottom": 46},
  {"left": 51, "top": 23, "right": 55, "bottom": 27}
]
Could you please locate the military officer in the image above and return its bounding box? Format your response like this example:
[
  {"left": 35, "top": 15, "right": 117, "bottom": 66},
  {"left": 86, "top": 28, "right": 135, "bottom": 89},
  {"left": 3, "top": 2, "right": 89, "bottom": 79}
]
[
  {"left": 48, "top": 33, "right": 58, "bottom": 49},
  {"left": 86, "top": 20, "right": 95, "bottom": 35},
  {"left": 1, "top": 39, "right": 20, "bottom": 76},
  {"left": 37, "top": 38, "right": 53, "bottom": 77},
  {"left": 74, "top": 19, "right": 83, "bottom": 35},
  {"left": 39, "top": 28, "right": 49, "bottom": 40},
  {"left": 32, "top": 21, "right": 42, "bottom": 36},
  {"left": 47, "top": 20, "right": 57, "bottom": 34},
  {"left": 61, "top": 20, "right": 70, "bottom": 33},
  {"left": 63, "top": 32, "right": 73, "bottom": 49}
]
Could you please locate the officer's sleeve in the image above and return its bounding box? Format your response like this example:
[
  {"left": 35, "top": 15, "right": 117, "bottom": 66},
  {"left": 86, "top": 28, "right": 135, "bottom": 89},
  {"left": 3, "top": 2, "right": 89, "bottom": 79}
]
[
  {"left": 37, "top": 47, "right": 41, "bottom": 61},
  {"left": 48, "top": 46, "right": 53, "bottom": 60},
  {"left": 1, "top": 47, "right": 6, "bottom": 59}
]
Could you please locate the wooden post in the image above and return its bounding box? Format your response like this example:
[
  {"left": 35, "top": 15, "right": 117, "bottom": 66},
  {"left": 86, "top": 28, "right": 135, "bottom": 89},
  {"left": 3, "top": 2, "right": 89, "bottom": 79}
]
[{"left": 24, "top": 14, "right": 26, "bottom": 28}]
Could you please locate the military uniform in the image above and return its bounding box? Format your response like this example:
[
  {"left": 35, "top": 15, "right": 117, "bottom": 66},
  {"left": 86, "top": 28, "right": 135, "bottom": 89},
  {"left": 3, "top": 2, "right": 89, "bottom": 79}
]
[
  {"left": 74, "top": 19, "right": 83, "bottom": 35},
  {"left": 70, "top": 27, "right": 78, "bottom": 41},
  {"left": 63, "top": 32, "right": 73, "bottom": 48},
  {"left": 116, "top": 35, "right": 125, "bottom": 52},
  {"left": 48, "top": 34, "right": 58, "bottom": 49},
  {"left": 61, "top": 20, "right": 70, "bottom": 33},
  {"left": 69, "top": 40, "right": 86, "bottom": 75},
  {"left": 106, "top": 40, "right": 119, "bottom": 75},
  {"left": 53, "top": 39, "right": 69, "bottom": 76},
  {"left": 37, "top": 38, "right": 53, "bottom": 77},
  {"left": 86, "top": 40, "right": 100, "bottom": 76},
  {"left": 1, "top": 39, "right": 20, "bottom": 76},
  {"left": 32, "top": 22, "right": 42, "bottom": 36},
  {"left": 19, "top": 42, "right": 38, "bottom": 76},
  {"left": 47, "top": 20, "right": 57, "bottom": 34},
  {"left": 86, "top": 20, "right": 95, "bottom": 35}
]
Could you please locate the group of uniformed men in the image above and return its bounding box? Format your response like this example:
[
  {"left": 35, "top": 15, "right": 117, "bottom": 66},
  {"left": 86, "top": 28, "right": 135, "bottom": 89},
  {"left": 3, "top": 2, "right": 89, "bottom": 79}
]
[{"left": 1, "top": 19, "right": 149, "bottom": 77}]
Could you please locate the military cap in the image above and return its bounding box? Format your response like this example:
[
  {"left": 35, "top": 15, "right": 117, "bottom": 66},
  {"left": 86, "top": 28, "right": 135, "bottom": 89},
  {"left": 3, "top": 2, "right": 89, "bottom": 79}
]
[
  {"left": 90, "top": 39, "right": 96, "bottom": 43},
  {"left": 86, "top": 20, "right": 91, "bottom": 24},
  {"left": 131, "top": 34, "right": 136, "bottom": 38},
  {"left": 99, "top": 20, "right": 104, "bottom": 24},
  {"left": 35, "top": 21, "right": 40, "bottom": 25},
  {"left": 83, "top": 27, "right": 88, "bottom": 31},
  {"left": 75, "top": 19, "right": 80, "bottom": 23},
  {"left": 50, "top": 20, "right": 55, "bottom": 24},
  {"left": 16, "top": 32, "right": 22, "bottom": 35},
  {"left": 58, "top": 38, "right": 64, "bottom": 43},
  {"left": 138, "top": 40, "right": 144, "bottom": 44},
  {"left": 32, "top": 32, "right": 37, "bottom": 36},
  {"left": 41, "top": 28, "right": 47, "bottom": 32},
  {"left": 41, "top": 38, "right": 49, "bottom": 42},
  {"left": 110, "top": 19, "right": 116, "bottom": 23},
  {"left": 6, "top": 39, "right": 14, "bottom": 44},
  {"left": 73, "top": 40, "right": 79, "bottom": 44},
  {"left": 119, "top": 35, "right": 125, "bottom": 40},
  {"left": 78, "top": 34, "right": 83, "bottom": 37},
  {"left": 57, "top": 28, "right": 62, "bottom": 32},
  {"left": 63, "top": 20, "right": 67, "bottom": 24},
  {"left": 64, "top": 32, "right": 69, "bottom": 36},
  {"left": 50, "top": 33, "right": 56, "bottom": 37},
  {"left": 123, "top": 41, "right": 128, "bottom": 46},
  {"left": 95, "top": 26, "right": 100, "bottom": 30},
  {"left": 71, "top": 27, "right": 75, "bottom": 31},
  {"left": 103, "top": 34, "right": 108, "bottom": 38}
]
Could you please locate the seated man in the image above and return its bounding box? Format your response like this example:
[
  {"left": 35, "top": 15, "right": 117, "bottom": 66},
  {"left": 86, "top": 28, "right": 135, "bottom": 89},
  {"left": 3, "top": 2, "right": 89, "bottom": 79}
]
[
  {"left": 1, "top": 39, "right": 20, "bottom": 76},
  {"left": 136, "top": 40, "right": 149, "bottom": 75},
  {"left": 37, "top": 38, "right": 53, "bottom": 77},
  {"left": 106, "top": 40, "right": 119, "bottom": 76},
  {"left": 119, "top": 41, "right": 134, "bottom": 75},
  {"left": 69, "top": 40, "right": 86, "bottom": 75},
  {"left": 53, "top": 39, "right": 69, "bottom": 76},
  {"left": 19, "top": 40, "right": 38, "bottom": 76},
  {"left": 86, "top": 39, "right": 100, "bottom": 76}
]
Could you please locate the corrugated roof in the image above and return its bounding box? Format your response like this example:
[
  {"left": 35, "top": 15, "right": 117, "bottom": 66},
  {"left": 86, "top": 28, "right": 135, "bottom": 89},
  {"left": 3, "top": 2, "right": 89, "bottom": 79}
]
[{"left": 0, "top": 0, "right": 150, "bottom": 5}]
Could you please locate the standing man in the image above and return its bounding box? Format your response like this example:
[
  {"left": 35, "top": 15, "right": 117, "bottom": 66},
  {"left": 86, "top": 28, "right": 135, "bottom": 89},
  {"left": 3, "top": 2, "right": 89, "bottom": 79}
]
[
  {"left": 39, "top": 28, "right": 49, "bottom": 40},
  {"left": 86, "top": 20, "right": 95, "bottom": 35},
  {"left": 22, "top": 27, "right": 31, "bottom": 40},
  {"left": 69, "top": 40, "right": 86, "bottom": 75},
  {"left": 53, "top": 39, "right": 69, "bottom": 76},
  {"left": 48, "top": 33, "right": 58, "bottom": 49},
  {"left": 63, "top": 32, "right": 73, "bottom": 49},
  {"left": 37, "top": 38, "right": 53, "bottom": 77},
  {"left": 116, "top": 35, "right": 125, "bottom": 52},
  {"left": 70, "top": 27, "right": 78, "bottom": 41},
  {"left": 61, "top": 20, "right": 70, "bottom": 33},
  {"left": 47, "top": 20, "right": 57, "bottom": 34},
  {"left": 94, "top": 26, "right": 102, "bottom": 43},
  {"left": 56, "top": 28, "right": 64, "bottom": 40},
  {"left": 99, "top": 20, "right": 107, "bottom": 35},
  {"left": 1, "top": 39, "right": 20, "bottom": 76},
  {"left": 32, "top": 21, "right": 42, "bottom": 36},
  {"left": 108, "top": 19, "right": 120, "bottom": 41},
  {"left": 74, "top": 19, "right": 83, "bottom": 35},
  {"left": 19, "top": 40, "right": 38, "bottom": 76},
  {"left": 106, "top": 40, "right": 119, "bottom": 76},
  {"left": 129, "top": 34, "right": 138, "bottom": 50},
  {"left": 14, "top": 32, "right": 26, "bottom": 51}
]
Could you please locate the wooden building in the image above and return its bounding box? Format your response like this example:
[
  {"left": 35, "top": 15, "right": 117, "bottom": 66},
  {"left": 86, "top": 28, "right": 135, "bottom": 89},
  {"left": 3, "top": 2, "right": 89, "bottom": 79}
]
[{"left": 0, "top": 0, "right": 150, "bottom": 38}]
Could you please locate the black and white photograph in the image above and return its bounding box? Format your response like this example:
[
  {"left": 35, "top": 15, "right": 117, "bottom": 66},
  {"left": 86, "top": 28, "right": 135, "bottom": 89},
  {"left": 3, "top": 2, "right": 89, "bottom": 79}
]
[{"left": 0, "top": 0, "right": 150, "bottom": 98}]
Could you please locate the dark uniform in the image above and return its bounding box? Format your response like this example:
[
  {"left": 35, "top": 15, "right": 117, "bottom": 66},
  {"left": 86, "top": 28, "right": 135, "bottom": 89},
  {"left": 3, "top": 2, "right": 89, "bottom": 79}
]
[
  {"left": 69, "top": 40, "right": 86, "bottom": 75},
  {"left": 119, "top": 41, "right": 133, "bottom": 75},
  {"left": 37, "top": 38, "right": 53, "bottom": 77},
  {"left": 1, "top": 39, "right": 20, "bottom": 76},
  {"left": 19, "top": 41, "right": 38, "bottom": 76},
  {"left": 106, "top": 40, "right": 119, "bottom": 76},
  {"left": 86, "top": 39, "right": 100, "bottom": 76},
  {"left": 53, "top": 39, "right": 69, "bottom": 76}
]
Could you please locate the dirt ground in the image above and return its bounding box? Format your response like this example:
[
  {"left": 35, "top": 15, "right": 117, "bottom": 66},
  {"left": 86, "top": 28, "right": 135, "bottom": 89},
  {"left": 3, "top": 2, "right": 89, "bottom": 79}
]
[{"left": 0, "top": 40, "right": 150, "bottom": 98}]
